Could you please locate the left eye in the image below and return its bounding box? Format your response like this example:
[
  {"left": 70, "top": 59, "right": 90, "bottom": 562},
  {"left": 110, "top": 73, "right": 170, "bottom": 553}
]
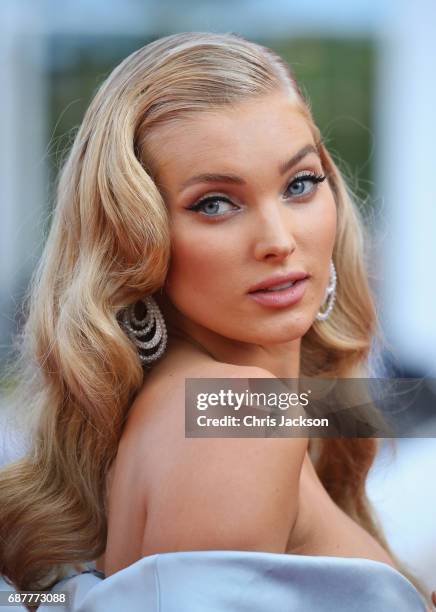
[{"left": 285, "top": 172, "right": 326, "bottom": 198}]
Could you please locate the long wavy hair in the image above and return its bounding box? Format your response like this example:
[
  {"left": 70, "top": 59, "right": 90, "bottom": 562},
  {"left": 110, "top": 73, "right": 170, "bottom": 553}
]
[{"left": 0, "top": 31, "right": 428, "bottom": 602}]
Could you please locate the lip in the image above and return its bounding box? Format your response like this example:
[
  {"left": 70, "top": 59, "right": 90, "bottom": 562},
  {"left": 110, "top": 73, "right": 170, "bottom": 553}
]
[
  {"left": 248, "top": 277, "right": 308, "bottom": 309},
  {"left": 247, "top": 271, "right": 309, "bottom": 293}
]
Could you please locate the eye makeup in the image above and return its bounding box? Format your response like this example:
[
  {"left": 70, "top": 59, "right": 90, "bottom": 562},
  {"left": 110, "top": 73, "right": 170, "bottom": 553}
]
[{"left": 186, "top": 169, "right": 327, "bottom": 218}]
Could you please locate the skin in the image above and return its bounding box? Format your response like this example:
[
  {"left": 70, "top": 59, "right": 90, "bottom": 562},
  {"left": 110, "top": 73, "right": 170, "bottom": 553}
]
[
  {"left": 146, "top": 90, "right": 337, "bottom": 377},
  {"left": 97, "top": 92, "right": 435, "bottom": 607}
]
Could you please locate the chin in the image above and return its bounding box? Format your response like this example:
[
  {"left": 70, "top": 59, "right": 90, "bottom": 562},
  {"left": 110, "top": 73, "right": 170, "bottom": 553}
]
[
  {"left": 248, "top": 326, "right": 306, "bottom": 345},
  {"left": 272, "top": 310, "right": 314, "bottom": 333}
]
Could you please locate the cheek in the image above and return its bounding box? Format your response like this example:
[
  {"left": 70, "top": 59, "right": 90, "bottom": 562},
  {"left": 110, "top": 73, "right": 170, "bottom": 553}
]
[
  {"left": 322, "top": 199, "right": 337, "bottom": 250},
  {"left": 164, "top": 226, "right": 238, "bottom": 301},
  {"left": 326, "top": 197, "right": 337, "bottom": 250},
  {"left": 303, "top": 196, "right": 337, "bottom": 304},
  {"left": 300, "top": 195, "right": 337, "bottom": 254}
]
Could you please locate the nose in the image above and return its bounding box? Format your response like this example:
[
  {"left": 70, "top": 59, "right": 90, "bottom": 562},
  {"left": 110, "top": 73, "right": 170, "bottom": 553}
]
[{"left": 253, "top": 202, "right": 296, "bottom": 262}]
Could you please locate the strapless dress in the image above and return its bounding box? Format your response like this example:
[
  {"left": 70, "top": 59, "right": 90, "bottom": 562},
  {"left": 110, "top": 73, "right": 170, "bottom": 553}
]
[{"left": 0, "top": 549, "right": 428, "bottom": 611}]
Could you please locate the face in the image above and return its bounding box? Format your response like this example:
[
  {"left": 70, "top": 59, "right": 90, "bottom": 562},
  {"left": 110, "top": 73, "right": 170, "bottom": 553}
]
[{"left": 145, "top": 91, "right": 337, "bottom": 348}]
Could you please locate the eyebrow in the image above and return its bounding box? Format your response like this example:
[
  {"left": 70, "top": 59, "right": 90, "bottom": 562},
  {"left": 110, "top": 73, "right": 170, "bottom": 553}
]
[{"left": 179, "top": 143, "right": 320, "bottom": 192}]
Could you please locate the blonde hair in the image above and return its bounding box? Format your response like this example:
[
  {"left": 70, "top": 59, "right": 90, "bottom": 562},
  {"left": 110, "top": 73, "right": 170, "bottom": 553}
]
[{"left": 0, "top": 31, "right": 428, "bottom": 602}]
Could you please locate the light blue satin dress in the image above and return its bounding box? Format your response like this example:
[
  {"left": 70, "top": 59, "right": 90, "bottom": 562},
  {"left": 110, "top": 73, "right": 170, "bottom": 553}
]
[{"left": 0, "top": 550, "right": 428, "bottom": 611}]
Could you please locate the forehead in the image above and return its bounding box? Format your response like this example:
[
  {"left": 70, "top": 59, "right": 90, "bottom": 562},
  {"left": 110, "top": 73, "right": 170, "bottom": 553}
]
[{"left": 145, "top": 92, "right": 315, "bottom": 182}]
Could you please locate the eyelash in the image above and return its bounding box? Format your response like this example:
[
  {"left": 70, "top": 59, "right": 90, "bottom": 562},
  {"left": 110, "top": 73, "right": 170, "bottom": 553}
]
[{"left": 187, "top": 171, "right": 327, "bottom": 217}]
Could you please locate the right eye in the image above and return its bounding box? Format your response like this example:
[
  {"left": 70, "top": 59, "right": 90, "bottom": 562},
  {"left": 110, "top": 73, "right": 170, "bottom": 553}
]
[{"left": 187, "top": 195, "right": 239, "bottom": 217}]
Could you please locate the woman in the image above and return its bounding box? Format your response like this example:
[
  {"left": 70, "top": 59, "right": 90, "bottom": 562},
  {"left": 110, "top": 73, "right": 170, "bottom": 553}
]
[{"left": 0, "top": 31, "right": 432, "bottom": 610}]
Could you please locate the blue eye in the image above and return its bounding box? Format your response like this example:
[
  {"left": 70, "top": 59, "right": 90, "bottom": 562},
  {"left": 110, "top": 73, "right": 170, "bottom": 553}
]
[
  {"left": 187, "top": 196, "right": 238, "bottom": 217},
  {"left": 285, "top": 172, "right": 326, "bottom": 198}
]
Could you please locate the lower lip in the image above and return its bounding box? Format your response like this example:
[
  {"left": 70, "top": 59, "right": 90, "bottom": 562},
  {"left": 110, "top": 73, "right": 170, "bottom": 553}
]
[{"left": 248, "top": 278, "right": 308, "bottom": 308}]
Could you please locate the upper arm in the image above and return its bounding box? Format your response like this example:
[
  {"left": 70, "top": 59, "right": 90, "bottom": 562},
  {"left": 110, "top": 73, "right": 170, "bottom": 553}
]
[
  {"left": 103, "top": 431, "right": 148, "bottom": 577},
  {"left": 139, "top": 364, "right": 308, "bottom": 557}
]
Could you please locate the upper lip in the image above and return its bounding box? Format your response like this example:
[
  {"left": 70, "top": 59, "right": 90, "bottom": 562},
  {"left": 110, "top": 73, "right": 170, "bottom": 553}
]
[{"left": 248, "top": 271, "right": 309, "bottom": 293}]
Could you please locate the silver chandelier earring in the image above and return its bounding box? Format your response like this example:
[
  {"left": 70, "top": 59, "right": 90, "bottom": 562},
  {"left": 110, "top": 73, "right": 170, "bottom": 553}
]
[
  {"left": 119, "top": 295, "right": 167, "bottom": 364},
  {"left": 316, "top": 260, "right": 337, "bottom": 321}
]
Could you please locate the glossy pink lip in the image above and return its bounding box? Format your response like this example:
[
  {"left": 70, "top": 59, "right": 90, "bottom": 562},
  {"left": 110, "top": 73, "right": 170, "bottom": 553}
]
[
  {"left": 247, "top": 271, "right": 309, "bottom": 293},
  {"left": 248, "top": 277, "right": 308, "bottom": 309}
]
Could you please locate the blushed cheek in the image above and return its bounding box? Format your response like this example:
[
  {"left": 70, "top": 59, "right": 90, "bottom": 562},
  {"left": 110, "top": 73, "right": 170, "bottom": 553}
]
[
  {"left": 323, "top": 202, "right": 337, "bottom": 252},
  {"left": 328, "top": 198, "right": 337, "bottom": 249},
  {"left": 297, "top": 198, "right": 336, "bottom": 278},
  {"left": 314, "top": 200, "right": 337, "bottom": 296},
  {"left": 314, "top": 195, "right": 337, "bottom": 253},
  {"left": 164, "top": 230, "right": 236, "bottom": 304},
  {"left": 292, "top": 208, "right": 335, "bottom": 321}
]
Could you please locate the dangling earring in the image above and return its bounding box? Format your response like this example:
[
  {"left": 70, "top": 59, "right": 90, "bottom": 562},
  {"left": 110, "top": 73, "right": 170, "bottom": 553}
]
[
  {"left": 119, "top": 296, "right": 167, "bottom": 363},
  {"left": 316, "top": 260, "right": 337, "bottom": 321}
]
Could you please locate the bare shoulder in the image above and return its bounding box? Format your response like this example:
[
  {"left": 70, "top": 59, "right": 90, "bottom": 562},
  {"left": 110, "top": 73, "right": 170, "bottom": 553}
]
[
  {"left": 126, "top": 357, "right": 279, "bottom": 429},
  {"left": 102, "top": 358, "right": 297, "bottom": 575},
  {"left": 125, "top": 358, "right": 302, "bottom": 453},
  {"left": 125, "top": 358, "right": 308, "bottom": 559}
]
